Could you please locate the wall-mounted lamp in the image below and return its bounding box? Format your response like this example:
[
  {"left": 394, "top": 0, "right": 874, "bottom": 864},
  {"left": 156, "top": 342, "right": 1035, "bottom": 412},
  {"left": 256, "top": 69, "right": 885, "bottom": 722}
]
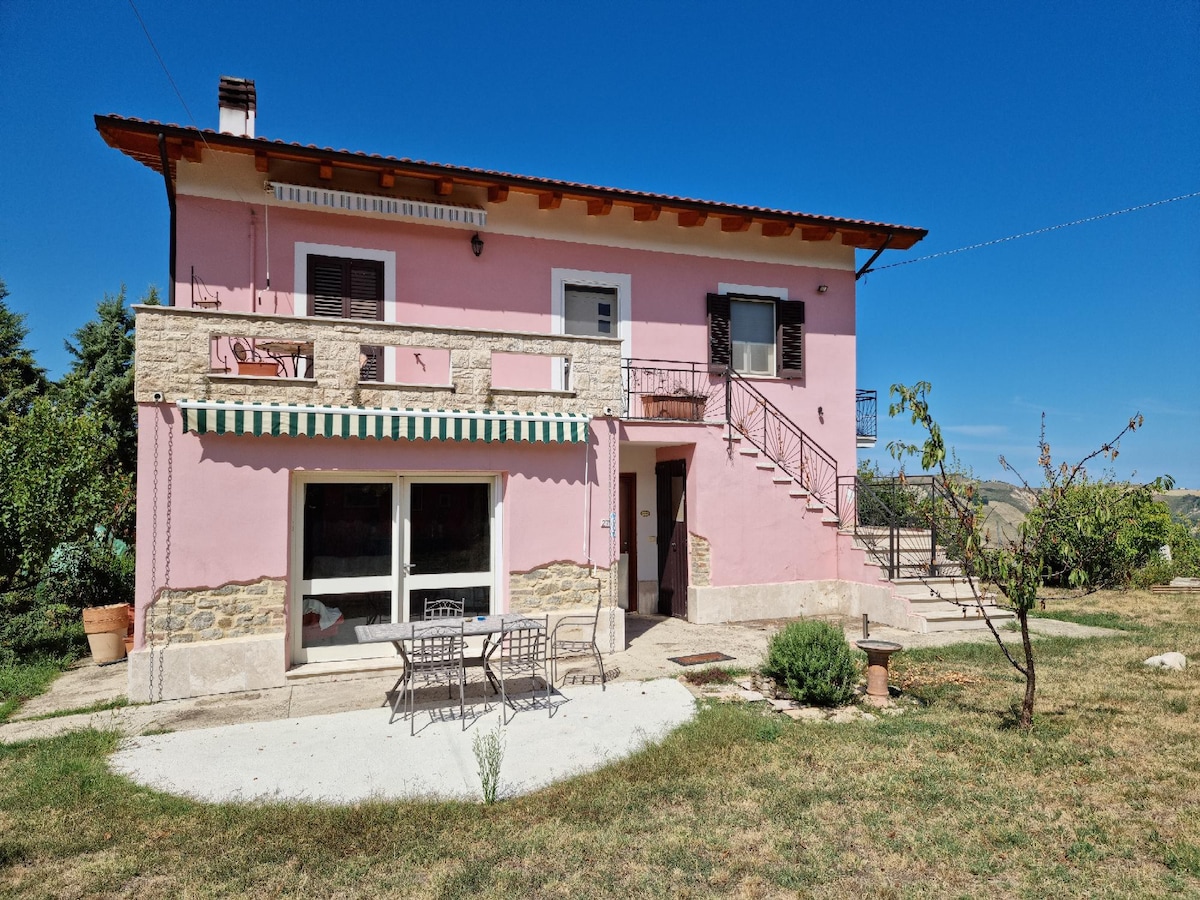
[
  {"left": 817, "top": 284, "right": 829, "bottom": 293},
  {"left": 471, "top": 233, "right": 484, "bottom": 257}
]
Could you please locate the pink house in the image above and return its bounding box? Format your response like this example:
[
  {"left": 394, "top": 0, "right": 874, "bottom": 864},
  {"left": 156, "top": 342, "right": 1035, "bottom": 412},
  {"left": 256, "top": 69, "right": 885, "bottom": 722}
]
[{"left": 97, "top": 78, "right": 928, "bottom": 702}]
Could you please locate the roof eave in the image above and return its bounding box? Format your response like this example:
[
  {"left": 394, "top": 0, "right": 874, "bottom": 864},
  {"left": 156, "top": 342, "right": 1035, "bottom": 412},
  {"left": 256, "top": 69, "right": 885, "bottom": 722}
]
[{"left": 95, "top": 115, "right": 928, "bottom": 251}]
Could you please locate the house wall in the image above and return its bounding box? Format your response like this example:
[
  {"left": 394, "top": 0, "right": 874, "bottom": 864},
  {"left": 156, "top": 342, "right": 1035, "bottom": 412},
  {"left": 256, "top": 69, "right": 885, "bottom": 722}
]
[
  {"left": 174, "top": 193, "right": 859, "bottom": 468},
  {"left": 132, "top": 402, "right": 616, "bottom": 646}
]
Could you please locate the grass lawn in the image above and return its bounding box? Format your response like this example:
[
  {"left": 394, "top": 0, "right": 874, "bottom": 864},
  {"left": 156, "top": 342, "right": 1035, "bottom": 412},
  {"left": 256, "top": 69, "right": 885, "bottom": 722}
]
[{"left": 1, "top": 590, "right": 1197, "bottom": 898}]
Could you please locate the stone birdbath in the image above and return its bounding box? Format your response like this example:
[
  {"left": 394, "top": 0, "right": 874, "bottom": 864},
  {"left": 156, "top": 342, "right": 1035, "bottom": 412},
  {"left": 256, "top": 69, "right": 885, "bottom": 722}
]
[{"left": 855, "top": 639, "right": 903, "bottom": 706}]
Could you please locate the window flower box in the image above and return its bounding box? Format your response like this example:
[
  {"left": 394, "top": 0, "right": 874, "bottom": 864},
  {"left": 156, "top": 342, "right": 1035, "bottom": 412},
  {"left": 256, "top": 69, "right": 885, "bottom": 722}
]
[
  {"left": 641, "top": 393, "right": 706, "bottom": 421},
  {"left": 236, "top": 360, "right": 280, "bottom": 377}
]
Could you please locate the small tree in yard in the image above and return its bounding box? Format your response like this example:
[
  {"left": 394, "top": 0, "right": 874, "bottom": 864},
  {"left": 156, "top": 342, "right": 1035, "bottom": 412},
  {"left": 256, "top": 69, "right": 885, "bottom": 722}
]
[{"left": 888, "top": 382, "right": 1165, "bottom": 730}]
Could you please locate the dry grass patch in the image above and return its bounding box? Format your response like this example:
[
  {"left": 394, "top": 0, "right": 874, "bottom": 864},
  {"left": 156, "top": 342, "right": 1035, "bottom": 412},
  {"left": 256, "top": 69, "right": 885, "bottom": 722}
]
[{"left": 0, "top": 590, "right": 1197, "bottom": 897}]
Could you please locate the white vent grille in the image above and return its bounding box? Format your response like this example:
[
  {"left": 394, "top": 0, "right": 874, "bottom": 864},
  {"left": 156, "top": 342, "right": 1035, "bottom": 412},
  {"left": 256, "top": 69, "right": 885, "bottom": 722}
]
[{"left": 270, "top": 182, "right": 486, "bottom": 227}]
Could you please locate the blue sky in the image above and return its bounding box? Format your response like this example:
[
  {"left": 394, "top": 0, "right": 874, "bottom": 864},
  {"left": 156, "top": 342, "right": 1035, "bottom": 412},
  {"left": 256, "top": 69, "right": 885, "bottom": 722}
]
[{"left": 1, "top": 2, "right": 1197, "bottom": 486}]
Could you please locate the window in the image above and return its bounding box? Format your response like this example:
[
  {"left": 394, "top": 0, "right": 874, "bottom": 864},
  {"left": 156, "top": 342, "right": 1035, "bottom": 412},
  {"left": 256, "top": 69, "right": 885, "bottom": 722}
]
[
  {"left": 707, "top": 292, "right": 804, "bottom": 378},
  {"left": 563, "top": 285, "right": 616, "bottom": 337},
  {"left": 730, "top": 297, "right": 775, "bottom": 375},
  {"left": 307, "top": 255, "right": 384, "bottom": 321}
]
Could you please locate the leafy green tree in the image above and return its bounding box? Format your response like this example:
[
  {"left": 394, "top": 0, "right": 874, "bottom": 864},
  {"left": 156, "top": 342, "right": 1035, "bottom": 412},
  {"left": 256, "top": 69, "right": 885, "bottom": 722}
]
[
  {"left": 0, "top": 397, "right": 132, "bottom": 591},
  {"left": 888, "top": 381, "right": 1160, "bottom": 730},
  {"left": 1030, "top": 478, "right": 1173, "bottom": 588},
  {"left": 0, "top": 278, "right": 48, "bottom": 422},
  {"left": 58, "top": 286, "right": 152, "bottom": 476}
]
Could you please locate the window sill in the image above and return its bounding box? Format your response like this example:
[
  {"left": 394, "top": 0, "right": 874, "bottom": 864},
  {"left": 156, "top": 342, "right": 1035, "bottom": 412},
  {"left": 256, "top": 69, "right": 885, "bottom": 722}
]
[
  {"left": 208, "top": 374, "right": 318, "bottom": 385},
  {"left": 491, "top": 387, "right": 578, "bottom": 398}
]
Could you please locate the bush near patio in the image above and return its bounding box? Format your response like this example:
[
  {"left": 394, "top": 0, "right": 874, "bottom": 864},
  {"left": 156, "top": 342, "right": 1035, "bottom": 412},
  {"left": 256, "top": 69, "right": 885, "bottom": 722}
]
[{"left": 762, "top": 619, "right": 859, "bottom": 706}]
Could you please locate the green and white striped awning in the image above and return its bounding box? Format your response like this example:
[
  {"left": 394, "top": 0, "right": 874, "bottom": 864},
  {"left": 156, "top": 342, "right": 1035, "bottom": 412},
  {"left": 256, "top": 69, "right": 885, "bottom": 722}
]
[{"left": 177, "top": 401, "right": 590, "bottom": 444}]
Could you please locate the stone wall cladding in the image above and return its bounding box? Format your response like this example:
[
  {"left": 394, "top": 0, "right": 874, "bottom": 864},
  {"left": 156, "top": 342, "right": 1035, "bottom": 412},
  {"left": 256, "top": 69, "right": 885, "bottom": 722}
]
[
  {"left": 690, "top": 533, "right": 712, "bottom": 587},
  {"left": 145, "top": 579, "right": 286, "bottom": 644},
  {"left": 509, "top": 562, "right": 607, "bottom": 612},
  {"left": 134, "top": 305, "right": 623, "bottom": 414}
]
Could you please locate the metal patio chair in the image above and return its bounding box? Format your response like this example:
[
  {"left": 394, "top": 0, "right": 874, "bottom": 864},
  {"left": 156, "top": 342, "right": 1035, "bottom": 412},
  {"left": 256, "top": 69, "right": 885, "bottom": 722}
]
[
  {"left": 494, "top": 616, "right": 551, "bottom": 724},
  {"left": 398, "top": 621, "right": 466, "bottom": 734},
  {"left": 550, "top": 599, "right": 607, "bottom": 690},
  {"left": 423, "top": 597, "right": 465, "bottom": 620}
]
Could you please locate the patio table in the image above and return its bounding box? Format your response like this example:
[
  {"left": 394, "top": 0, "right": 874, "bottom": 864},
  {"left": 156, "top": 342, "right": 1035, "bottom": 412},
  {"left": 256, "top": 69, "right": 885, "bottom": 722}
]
[{"left": 355, "top": 614, "right": 545, "bottom": 696}]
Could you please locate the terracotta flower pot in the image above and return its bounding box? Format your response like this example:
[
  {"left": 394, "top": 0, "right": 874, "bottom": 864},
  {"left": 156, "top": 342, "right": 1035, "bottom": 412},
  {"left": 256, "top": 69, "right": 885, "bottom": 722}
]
[{"left": 82, "top": 603, "right": 130, "bottom": 635}]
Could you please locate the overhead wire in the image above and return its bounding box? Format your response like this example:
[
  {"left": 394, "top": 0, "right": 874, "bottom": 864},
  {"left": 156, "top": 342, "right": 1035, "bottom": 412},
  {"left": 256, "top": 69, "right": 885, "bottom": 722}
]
[{"left": 865, "top": 190, "right": 1200, "bottom": 274}]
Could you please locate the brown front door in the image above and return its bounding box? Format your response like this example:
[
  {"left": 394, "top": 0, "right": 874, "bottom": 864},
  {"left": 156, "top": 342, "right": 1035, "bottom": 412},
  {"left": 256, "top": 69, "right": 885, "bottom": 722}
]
[
  {"left": 619, "top": 473, "right": 637, "bottom": 613},
  {"left": 655, "top": 459, "right": 688, "bottom": 618}
]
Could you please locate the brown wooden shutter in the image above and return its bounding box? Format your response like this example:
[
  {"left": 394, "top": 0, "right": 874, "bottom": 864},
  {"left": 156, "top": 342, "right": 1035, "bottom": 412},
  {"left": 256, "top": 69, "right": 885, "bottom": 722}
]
[
  {"left": 307, "top": 256, "right": 383, "bottom": 320},
  {"left": 777, "top": 300, "right": 805, "bottom": 378},
  {"left": 309, "top": 258, "right": 346, "bottom": 318},
  {"left": 707, "top": 292, "right": 731, "bottom": 373},
  {"left": 348, "top": 262, "right": 384, "bottom": 321}
]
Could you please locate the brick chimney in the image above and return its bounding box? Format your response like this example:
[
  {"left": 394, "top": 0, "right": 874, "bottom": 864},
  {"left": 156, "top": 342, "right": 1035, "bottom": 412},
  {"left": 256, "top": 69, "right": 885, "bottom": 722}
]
[{"left": 217, "top": 76, "right": 256, "bottom": 137}]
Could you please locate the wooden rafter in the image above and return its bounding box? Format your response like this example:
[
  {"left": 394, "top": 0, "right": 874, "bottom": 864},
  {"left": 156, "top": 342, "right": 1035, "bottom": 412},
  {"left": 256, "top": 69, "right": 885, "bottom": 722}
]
[
  {"left": 632, "top": 204, "right": 661, "bottom": 222},
  {"left": 434, "top": 178, "right": 454, "bottom": 196},
  {"left": 254, "top": 151, "right": 270, "bottom": 173},
  {"left": 838, "top": 231, "right": 872, "bottom": 247},
  {"left": 379, "top": 170, "right": 395, "bottom": 188},
  {"left": 677, "top": 210, "right": 707, "bottom": 228},
  {"left": 799, "top": 226, "right": 835, "bottom": 241},
  {"left": 488, "top": 184, "right": 509, "bottom": 203},
  {"left": 539, "top": 191, "right": 563, "bottom": 210},
  {"left": 761, "top": 221, "right": 795, "bottom": 237},
  {"left": 721, "top": 216, "right": 750, "bottom": 233},
  {"left": 318, "top": 161, "right": 333, "bottom": 181},
  {"left": 586, "top": 197, "right": 613, "bottom": 216}
]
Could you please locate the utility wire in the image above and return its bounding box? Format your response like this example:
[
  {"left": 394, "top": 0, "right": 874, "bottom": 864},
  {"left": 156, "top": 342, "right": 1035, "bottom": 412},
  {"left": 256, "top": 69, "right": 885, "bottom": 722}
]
[
  {"left": 126, "top": 0, "right": 205, "bottom": 143},
  {"left": 867, "top": 190, "right": 1200, "bottom": 274}
]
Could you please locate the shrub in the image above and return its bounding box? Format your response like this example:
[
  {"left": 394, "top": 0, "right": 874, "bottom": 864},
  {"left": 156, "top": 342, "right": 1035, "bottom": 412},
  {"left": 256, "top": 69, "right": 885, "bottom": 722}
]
[
  {"left": 763, "top": 620, "right": 859, "bottom": 707},
  {"left": 33, "top": 540, "right": 133, "bottom": 611},
  {"left": 0, "top": 591, "right": 84, "bottom": 667}
]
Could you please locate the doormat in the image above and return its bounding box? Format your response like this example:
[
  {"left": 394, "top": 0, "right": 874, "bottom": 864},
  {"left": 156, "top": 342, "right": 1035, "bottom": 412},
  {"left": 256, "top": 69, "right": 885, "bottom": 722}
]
[{"left": 669, "top": 652, "right": 735, "bottom": 667}]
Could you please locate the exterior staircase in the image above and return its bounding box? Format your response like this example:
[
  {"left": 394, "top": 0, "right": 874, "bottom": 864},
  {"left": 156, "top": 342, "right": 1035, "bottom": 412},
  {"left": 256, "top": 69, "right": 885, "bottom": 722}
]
[
  {"left": 623, "top": 361, "right": 1014, "bottom": 634},
  {"left": 725, "top": 437, "right": 1015, "bottom": 634}
]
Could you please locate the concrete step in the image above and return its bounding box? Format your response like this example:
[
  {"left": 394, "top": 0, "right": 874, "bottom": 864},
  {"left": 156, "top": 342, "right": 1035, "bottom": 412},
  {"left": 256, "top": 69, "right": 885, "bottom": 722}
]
[
  {"left": 914, "top": 601, "right": 1016, "bottom": 632},
  {"left": 891, "top": 576, "right": 981, "bottom": 602}
]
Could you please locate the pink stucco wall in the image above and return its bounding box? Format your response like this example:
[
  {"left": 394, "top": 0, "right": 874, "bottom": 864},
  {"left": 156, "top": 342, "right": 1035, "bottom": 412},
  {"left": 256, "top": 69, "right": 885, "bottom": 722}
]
[
  {"left": 158, "top": 191, "right": 872, "bottom": 630},
  {"left": 134, "top": 402, "right": 612, "bottom": 644},
  {"left": 175, "top": 195, "right": 857, "bottom": 465}
]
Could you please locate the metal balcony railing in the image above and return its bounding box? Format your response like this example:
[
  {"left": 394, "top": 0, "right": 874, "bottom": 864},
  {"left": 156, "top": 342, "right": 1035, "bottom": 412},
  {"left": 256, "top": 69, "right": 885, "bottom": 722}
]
[
  {"left": 856, "top": 389, "right": 877, "bottom": 443},
  {"left": 621, "top": 359, "right": 840, "bottom": 514}
]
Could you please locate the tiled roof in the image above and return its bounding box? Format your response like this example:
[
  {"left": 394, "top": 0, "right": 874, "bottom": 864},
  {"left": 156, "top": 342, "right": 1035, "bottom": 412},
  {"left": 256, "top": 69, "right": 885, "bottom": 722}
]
[{"left": 95, "top": 114, "right": 927, "bottom": 250}]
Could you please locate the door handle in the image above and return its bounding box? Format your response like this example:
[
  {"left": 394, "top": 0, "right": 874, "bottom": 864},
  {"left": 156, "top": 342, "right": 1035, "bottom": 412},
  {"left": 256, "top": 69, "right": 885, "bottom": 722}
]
[{"left": 402, "top": 563, "right": 415, "bottom": 575}]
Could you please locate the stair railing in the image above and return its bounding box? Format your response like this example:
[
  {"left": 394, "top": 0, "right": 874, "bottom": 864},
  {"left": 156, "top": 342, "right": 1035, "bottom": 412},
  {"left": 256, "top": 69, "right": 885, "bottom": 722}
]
[
  {"left": 843, "top": 474, "right": 966, "bottom": 579},
  {"left": 620, "top": 359, "right": 842, "bottom": 516},
  {"left": 724, "top": 369, "right": 839, "bottom": 515}
]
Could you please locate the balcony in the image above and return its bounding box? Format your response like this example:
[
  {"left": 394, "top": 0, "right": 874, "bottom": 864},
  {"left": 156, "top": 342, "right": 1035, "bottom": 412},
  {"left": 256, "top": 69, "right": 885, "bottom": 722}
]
[
  {"left": 133, "top": 306, "right": 622, "bottom": 416},
  {"left": 856, "top": 389, "right": 877, "bottom": 448}
]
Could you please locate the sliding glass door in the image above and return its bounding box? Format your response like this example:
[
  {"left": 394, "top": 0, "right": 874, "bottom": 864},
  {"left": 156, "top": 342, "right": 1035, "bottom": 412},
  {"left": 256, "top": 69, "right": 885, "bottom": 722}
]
[{"left": 291, "top": 474, "right": 498, "bottom": 664}]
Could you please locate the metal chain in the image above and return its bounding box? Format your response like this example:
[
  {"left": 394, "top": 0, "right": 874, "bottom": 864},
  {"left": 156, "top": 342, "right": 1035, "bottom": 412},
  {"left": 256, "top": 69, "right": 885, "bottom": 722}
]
[
  {"left": 157, "top": 422, "right": 174, "bottom": 701},
  {"left": 607, "top": 418, "right": 618, "bottom": 653},
  {"left": 148, "top": 412, "right": 159, "bottom": 703}
]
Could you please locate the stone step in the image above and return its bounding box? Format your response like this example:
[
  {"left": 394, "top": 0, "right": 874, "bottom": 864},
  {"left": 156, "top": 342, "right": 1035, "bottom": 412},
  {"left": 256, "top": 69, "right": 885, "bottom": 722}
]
[
  {"left": 891, "top": 577, "right": 983, "bottom": 602},
  {"left": 914, "top": 601, "right": 1016, "bottom": 632}
]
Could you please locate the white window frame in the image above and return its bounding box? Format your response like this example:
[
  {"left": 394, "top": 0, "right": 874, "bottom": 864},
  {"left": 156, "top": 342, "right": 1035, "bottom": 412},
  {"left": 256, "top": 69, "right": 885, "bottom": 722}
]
[
  {"left": 719, "top": 282, "right": 788, "bottom": 379},
  {"left": 294, "top": 243, "right": 398, "bottom": 380},
  {"left": 551, "top": 268, "right": 631, "bottom": 390},
  {"left": 288, "top": 471, "right": 504, "bottom": 666}
]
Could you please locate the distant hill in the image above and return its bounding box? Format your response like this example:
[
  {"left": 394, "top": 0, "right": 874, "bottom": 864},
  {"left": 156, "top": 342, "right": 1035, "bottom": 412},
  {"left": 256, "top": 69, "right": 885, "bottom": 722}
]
[
  {"left": 1160, "top": 490, "right": 1200, "bottom": 529},
  {"left": 975, "top": 481, "right": 1036, "bottom": 546},
  {"left": 971, "top": 484, "right": 1200, "bottom": 545}
]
